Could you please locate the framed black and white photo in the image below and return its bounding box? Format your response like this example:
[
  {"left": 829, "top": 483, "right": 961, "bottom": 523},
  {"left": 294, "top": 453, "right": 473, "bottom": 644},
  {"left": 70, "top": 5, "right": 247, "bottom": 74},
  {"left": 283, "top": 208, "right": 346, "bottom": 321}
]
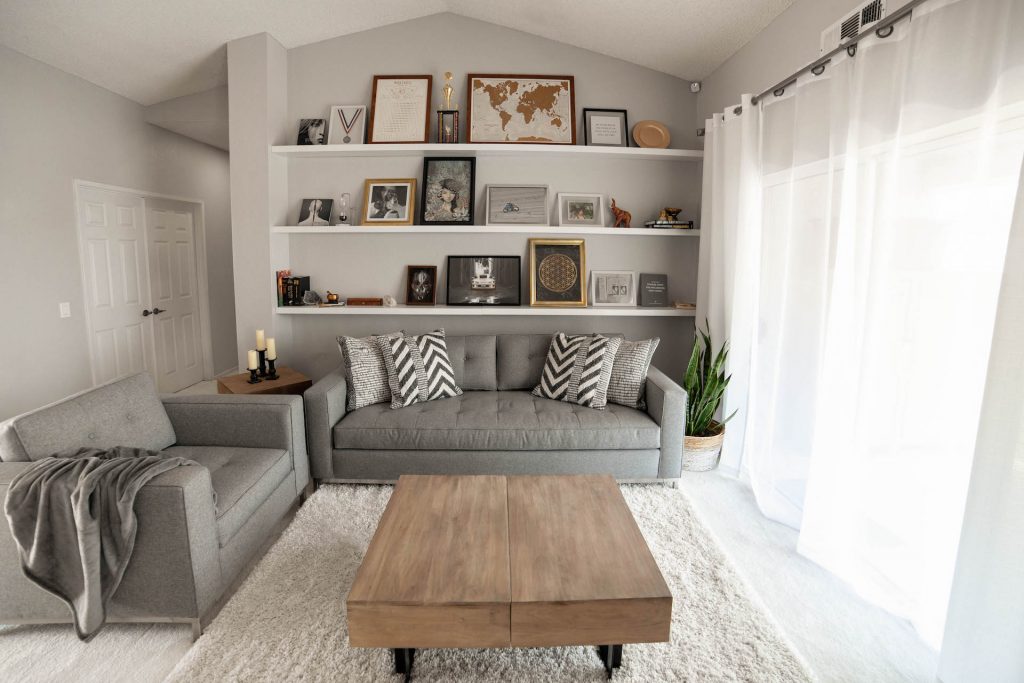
[
  {"left": 297, "top": 198, "right": 333, "bottom": 226},
  {"left": 590, "top": 270, "right": 636, "bottom": 307},
  {"left": 446, "top": 256, "right": 521, "bottom": 306},
  {"left": 485, "top": 185, "right": 549, "bottom": 226},
  {"left": 361, "top": 178, "right": 416, "bottom": 226},
  {"left": 368, "top": 75, "right": 432, "bottom": 143},
  {"left": 297, "top": 118, "right": 326, "bottom": 145},
  {"left": 406, "top": 265, "right": 437, "bottom": 305},
  {"left": 557, "top": 193, "right": 605, "bottom": 227},
  {"left": 327, "top": 105, "right": 366, "bottom": 144},
  {"left": 421, "top": 157, "right": 475, "bottom": 225},
  {"left": 583, "top": 108, "right": 629, "bottom": 147},
  {"left": 529, "top": 239, "right": 586, "bottom": 307}
]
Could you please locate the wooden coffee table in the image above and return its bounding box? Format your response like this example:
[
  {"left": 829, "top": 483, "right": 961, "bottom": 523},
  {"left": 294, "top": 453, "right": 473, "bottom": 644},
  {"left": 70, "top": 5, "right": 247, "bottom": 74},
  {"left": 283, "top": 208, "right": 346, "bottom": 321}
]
[{"left": 347, "top": 475, "right": 672, "bottom": 679}]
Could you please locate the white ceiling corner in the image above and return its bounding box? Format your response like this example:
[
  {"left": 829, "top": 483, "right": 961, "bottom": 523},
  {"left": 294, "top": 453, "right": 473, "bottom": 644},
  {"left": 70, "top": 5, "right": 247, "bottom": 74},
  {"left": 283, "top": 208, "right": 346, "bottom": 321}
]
[{"left": 0, "top": 0, "right": 794, "bottom": 106}]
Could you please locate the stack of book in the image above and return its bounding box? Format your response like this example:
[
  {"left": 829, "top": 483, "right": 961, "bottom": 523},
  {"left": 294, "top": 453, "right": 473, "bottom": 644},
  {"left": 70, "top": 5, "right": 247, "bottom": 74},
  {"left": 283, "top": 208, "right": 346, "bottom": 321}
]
[
  {"left": 643, "top": 220, "right": 695, "bottom": 230},
  {"left": 276, "top": 270, "right": 311, "bottom": 306}
]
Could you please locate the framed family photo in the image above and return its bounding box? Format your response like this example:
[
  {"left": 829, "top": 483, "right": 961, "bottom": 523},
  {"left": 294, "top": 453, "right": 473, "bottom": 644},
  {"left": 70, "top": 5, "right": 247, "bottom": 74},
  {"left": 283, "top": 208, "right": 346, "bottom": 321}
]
[
  {"left": 485, "top": 185, "right": 549, "bottom": 226},
  {"left": 368, "top": 75, "right": 432, "bottom": 143},
  {"left": 406, "top": 265, "right": 437, "bottom": 305},
  {"left": 467, "top": 74, "right": 576, "bottom": 144},
  {"left": 361, "top": 179, "right": 416, "bottom": 226},
  {"left": 557, "top": 193, "right": 604, "bottom": 227},
  {"left": 590, "top": 270, "right": 637, "bottom": 306},
  {"left": 529, "top": 238, "right": 586, "bottom": 307},
  {"left": 420, "top": 157, "right": 475, "bottom": 225},
  {"left": 446, "top": 256, "right": 521, "bottom": 306},
  {"left": 327, "top": 105, "right": 366, "bottom": 144}
]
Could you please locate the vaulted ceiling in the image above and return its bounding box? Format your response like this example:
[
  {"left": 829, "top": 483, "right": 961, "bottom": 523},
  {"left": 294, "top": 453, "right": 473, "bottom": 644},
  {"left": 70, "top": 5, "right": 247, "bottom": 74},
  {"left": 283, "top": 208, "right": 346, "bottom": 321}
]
[{"left": 0, "top": 0, "right": 794, "bottom": 106}]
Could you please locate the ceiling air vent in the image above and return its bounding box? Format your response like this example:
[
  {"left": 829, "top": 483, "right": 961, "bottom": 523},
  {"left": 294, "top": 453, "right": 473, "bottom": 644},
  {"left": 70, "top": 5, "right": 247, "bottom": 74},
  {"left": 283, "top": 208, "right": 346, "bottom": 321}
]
[{"left": 820, "top": 0, "right": 886, "bottom": 53}]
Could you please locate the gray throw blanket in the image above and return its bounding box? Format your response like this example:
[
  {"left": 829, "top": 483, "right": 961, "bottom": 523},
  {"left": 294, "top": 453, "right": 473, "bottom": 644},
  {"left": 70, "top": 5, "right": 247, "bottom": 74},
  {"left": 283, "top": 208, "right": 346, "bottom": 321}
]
[{"left": 3, "top": 446, "right": 197, "bottom": 641}]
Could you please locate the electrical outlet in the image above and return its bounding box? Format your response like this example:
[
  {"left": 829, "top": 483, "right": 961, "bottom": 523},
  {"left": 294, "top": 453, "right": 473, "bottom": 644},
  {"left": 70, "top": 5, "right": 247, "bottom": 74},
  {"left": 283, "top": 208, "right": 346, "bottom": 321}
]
[{"left": 59, "top": 302, "right": 71, "bottom": 318}]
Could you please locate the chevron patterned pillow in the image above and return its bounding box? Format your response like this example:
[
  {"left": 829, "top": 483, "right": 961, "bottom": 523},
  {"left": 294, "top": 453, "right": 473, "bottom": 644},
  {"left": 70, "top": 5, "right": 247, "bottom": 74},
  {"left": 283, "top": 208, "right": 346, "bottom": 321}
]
[
  {"left": 532, "top": 333, "right": 622, "bottom": 409},
  {"left": 376, "top": 329, "right": 463, "bottom": 409}
]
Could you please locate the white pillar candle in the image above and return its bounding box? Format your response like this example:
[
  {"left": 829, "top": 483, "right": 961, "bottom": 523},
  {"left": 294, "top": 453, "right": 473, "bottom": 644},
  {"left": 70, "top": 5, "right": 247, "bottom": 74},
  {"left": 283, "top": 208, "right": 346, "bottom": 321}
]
[
  {"left": 267, "top": 338, "right": 277, "bottom": 360},
  {"left": 247, "top": 349, "right": 258, "bottom": 370},
  {"left": 256, "top": 329, "right": 266, "bottom": 350}
]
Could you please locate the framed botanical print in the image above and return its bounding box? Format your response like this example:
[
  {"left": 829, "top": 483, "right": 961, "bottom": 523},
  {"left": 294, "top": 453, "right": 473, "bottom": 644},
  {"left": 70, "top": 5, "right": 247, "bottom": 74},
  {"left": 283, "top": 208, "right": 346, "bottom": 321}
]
[
  {"left": 446, "top": 256, "right": 521, "bottom": 306},
  {"left": 557, "top": 193, "right": 604, "bottom": 227},
  {"left": 590, "top": 270, "right": 637, "bottom": 307},
  {"left": 361, "top": 178, "right": 416, "bottom": 226},
  {"left": 327, "top": 105, "right": 366, "bottom": 144},
  {"left": 368, "top": 75, "right": 432, "bottom": 143},
  {"left": 406, "top": 265, "right": 437, "bottom": 305},
  {"left": 466, "top": 74, "right": 576, "bottom": 144},
  {"left": 529, "top": 239, "right": 586, "bottom": 307},
  {"left": 485, "top": 185, "right": 549, "bottom": 226},
  {"left": 583, "top": 108, "right": 629, "bottom": 147},
  {"left": 420, "top": 157, "right": 475, "bottom": 225}
]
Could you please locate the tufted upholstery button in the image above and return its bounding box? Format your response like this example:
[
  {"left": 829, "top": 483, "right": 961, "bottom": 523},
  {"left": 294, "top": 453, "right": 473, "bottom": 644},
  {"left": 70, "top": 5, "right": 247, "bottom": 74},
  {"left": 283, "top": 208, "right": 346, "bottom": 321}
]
[
  {"left": 87, "top": 432, "right": 97, "bottom": 440},
  {"left": 125, "top": 413, "right": 136, "bottom": 423}
]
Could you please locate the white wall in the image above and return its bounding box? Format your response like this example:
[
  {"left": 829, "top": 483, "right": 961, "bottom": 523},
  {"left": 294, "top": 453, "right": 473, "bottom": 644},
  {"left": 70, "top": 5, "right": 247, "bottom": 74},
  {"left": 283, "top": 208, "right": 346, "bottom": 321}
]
[{"left": 0, "top": 45, "right": 236, "bottom": 420}]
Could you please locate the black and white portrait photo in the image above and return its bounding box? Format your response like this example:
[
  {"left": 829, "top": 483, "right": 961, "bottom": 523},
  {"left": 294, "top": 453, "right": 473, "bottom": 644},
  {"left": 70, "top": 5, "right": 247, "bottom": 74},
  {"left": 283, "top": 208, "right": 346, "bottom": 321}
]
[
  {"left": 405, "top": 265, "right": 437, "bottom": 305},
  {"left": 361, "top": 179, "right": 416, "bottom": 225},
  {"left": 297, "top": 118, "right": 326, "bottom": 145},
  {"left": 446, "top": 256, "right": 521, "bottom": 306},
  {"left": 590, "top": 270, "right": 637, "bottom": 307},
  {"left": 297, "top": 198, "right": 333, "bottom": 226}
]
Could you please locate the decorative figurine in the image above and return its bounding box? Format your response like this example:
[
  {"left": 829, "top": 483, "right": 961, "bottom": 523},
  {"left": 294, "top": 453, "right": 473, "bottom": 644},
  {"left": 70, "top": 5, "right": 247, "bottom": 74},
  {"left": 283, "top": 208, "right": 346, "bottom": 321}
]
[
  {"left": 383, "top": 295, "right": 398, "bottom": 307},
  {"left": 664, "top": 207, "right": 682, "bottom": 221},
  {"left": 437, "top": 71, "right": 459, "bottom": 143},
  {"left": 325, "top": 290, "right": 340, "bottom": 304},
  {"left": 610, "top": 199, "right": 632, "bottom": 228},
  {"left": 442, "top": 71, "right": 455, "bottom": 110}
]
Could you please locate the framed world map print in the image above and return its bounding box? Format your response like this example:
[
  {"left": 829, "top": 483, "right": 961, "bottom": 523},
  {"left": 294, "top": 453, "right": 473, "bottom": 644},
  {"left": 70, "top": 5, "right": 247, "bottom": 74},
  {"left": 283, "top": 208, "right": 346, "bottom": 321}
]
[{"left": 467, "top": 74, "right": 576, "bottom": 145}]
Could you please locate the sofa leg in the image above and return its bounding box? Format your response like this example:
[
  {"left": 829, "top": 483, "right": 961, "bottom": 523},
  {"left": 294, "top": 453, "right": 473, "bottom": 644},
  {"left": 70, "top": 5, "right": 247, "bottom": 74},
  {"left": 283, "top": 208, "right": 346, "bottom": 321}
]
[
  {"left": 190, "top": 618, "right": 202, "bottom": 642},
  {"left": 300, "top": 480, "right": 316, "bottom": 504}
]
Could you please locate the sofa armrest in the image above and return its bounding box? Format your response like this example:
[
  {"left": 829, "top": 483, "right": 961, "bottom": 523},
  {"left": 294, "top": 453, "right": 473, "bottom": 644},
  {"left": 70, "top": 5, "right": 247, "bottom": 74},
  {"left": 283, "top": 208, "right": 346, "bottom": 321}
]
[
  {"left": 645, "top": 366, "right": 687, "bottom": 479},
  {"left": 161, "top": 394, "right": 309, "bottom": 497},
  {"left": 303, "top": 368, "right": 347, "bottom": 480},
  {"left": 0, "top": 462, "right": 221, "bottom": 622}
]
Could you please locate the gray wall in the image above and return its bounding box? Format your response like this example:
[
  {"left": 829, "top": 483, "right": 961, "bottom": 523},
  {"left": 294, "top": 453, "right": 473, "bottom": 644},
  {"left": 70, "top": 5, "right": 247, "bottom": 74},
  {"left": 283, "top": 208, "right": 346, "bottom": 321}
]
[{"left": 0, "top": 45, "right": 236, "bottom": 420}]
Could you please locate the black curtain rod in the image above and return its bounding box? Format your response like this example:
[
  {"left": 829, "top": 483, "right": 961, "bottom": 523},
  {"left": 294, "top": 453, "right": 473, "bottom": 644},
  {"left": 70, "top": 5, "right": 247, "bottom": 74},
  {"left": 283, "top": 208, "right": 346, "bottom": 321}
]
[{"left": 750, "top": 0, "right": 929, "bottom": 105}]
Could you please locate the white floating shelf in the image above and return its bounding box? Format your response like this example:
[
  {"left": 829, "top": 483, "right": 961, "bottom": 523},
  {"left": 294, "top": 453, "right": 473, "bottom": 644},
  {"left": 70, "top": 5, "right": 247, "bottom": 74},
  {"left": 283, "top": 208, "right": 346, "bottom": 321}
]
[
  {"left": 272, "top": 225, "right": 699, "bottom": 237},
  {"left": 276, "top": 305, "right": 696, "bottom": 317},
  {"left": 271, "top": 143, "right": 703, "bottom": 162}
]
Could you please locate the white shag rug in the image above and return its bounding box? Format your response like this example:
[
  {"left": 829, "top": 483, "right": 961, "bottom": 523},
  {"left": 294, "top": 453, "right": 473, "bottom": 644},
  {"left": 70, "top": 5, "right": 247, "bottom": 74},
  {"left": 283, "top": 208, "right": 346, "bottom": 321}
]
[{"left": 166, "top": 484, "right": 813, "bottom": 682}]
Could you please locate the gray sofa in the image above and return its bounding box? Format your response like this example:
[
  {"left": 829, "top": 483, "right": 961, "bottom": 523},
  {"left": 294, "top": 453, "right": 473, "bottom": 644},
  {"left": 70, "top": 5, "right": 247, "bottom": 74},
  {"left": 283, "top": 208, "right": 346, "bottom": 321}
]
[
  {"left": 305, "top": 333, "right": 686, "bottom": 483},
  {"left": 0, "top": 373, "right": 309, "bottom": 639}
]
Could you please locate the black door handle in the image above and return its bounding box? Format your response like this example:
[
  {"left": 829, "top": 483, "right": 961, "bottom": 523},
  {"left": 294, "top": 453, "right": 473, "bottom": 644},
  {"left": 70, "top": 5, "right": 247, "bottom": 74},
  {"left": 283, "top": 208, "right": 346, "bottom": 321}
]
[
  {"left": 142, "top": 309, "right": 152, "bottom": 317},
  {"left": 152, "top": 308, "right": 165, "bottom": 315},
  {"left": 142, "top": 308, "right": 166, "bottom": 317}
]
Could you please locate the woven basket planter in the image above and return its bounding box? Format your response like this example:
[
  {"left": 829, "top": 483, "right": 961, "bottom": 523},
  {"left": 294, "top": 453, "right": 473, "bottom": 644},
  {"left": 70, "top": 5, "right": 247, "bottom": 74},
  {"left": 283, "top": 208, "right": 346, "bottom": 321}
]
[{"left": 683, "top": 422, "right": 725, "bottom": 472}]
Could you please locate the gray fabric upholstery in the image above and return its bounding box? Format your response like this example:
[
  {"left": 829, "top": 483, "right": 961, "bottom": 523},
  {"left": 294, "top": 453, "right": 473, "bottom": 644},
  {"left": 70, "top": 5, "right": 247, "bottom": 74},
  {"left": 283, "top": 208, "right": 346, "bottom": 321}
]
[
  {"left": 645, "top": 366, "right": 687, "bottom": 478},
  {"left": 302, "top": 368, "right": 348, "bottom": 480},
  {"left": 4, "top": 373, "right": 175, "bottom": 461},
  {"left": 446, "top": 335, "right": 498, "bottom": 391},
  {"left": 334, "top": 392, "right": 660, "bottom": 451},
  {"left": 163, "top": 446, "right": 291, "bottom": 546},
  {"left": 330, "top": 449, "right": 661, "bottom": 480},
  {"left": 496, "top": 334, "right": 552, "bottom": 390},
  {"left": 218, "top": 475, "right": 295, "bottom": 585}
]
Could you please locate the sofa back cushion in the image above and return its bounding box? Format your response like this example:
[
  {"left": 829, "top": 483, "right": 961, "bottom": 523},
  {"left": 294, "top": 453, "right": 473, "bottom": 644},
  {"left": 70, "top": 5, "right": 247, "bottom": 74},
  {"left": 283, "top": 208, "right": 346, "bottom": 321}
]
[
  {"left": 0, "top": 373, "right": 176, "bottom": 462},
  {"left": 496, "top": 334, "right": 554, "bottom": 390},
  {"left": 445, "top": 335, "right": 498, "bottom": 391}
]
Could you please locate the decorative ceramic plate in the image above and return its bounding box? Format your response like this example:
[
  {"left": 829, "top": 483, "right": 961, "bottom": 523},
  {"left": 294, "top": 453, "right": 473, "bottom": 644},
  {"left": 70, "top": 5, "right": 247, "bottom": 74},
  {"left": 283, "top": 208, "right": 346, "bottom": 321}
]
[{"left": 632, "top": 120, "right": 671, "bottom": 148}]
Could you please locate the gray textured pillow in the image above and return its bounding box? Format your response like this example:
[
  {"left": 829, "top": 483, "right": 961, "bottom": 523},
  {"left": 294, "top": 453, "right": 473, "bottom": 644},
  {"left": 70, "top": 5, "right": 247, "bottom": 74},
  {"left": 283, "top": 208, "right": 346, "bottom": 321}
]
[
  {"left": 532, "top": 333, "right": 622, "bottom": 409},
  {"left": 607, "top": 338, "right": 661, "bottom": 409},
  {"left": 337, "top": 333, "right": 402, "bottom": 411}
]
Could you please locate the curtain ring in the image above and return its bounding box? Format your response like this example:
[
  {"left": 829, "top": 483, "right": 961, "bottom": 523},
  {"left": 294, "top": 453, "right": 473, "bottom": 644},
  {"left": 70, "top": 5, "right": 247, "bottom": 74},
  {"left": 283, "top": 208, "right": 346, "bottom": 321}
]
[
  {"left": 811, "top": 64, "right": 826, "bottom": 76},
  {"left": 733, "top": 105, "right": 743, "bottom": 115},
  {"left": 876, "top": 24, "right": 894, "bottom": 38},
  {"left": 846, "top": 44, "right": 858, "bottom": 57},
  {"left": 773, "top": 87, "right": 786, "bottom": 97}
]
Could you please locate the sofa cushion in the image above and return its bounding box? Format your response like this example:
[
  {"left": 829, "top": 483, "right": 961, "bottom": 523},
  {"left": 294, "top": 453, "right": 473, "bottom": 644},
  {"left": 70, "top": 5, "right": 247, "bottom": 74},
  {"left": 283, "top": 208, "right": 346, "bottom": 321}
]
[
  {"left": 6, "top": 373, "right": 175, "bottom": 462},
  {"left": 496, "top": 334, "right": 553, "bottom": 390},
  {"left": 338, "top": 333, "right": 400, "bottom": 411},
  {"left": 333, "top": 391, "right": 660, "bottom": 451},
  {"left": 377, "top": 329, "right": 463, "bottom": 408},
  {"left": 445, "top": 335, "right": 497, "bottom": 391},
  {"left": 608, "top": 338, "right": 661, "bottom": 409},
  {"left": 163, "top": 445, "right": 291, "bottom": 546},
  {"left": 533, "top": 333, "right": 622, "bottom": 409}
]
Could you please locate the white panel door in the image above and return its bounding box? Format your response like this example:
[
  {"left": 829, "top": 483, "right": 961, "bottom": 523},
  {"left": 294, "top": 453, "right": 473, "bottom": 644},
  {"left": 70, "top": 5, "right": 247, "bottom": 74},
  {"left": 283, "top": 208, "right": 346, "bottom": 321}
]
[
  {"left": 145, "top": 199, "right": 205, "bottom": 392},
  {"left": 77, "top": 187, "right": 156, "bottom": 384}
]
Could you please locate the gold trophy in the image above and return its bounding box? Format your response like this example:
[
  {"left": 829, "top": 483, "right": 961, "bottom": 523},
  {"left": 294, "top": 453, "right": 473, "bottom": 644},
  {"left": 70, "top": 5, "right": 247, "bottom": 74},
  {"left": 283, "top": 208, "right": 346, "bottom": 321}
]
[{"left": 437, "top": 71, "right": 459, "bottom": 143}]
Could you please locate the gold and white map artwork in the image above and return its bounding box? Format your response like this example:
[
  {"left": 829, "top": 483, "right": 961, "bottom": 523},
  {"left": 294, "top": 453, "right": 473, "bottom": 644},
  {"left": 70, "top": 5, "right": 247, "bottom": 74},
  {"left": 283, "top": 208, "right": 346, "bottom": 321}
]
[{"left": 470, "top": 77, "right": 573, "bottom": 144}]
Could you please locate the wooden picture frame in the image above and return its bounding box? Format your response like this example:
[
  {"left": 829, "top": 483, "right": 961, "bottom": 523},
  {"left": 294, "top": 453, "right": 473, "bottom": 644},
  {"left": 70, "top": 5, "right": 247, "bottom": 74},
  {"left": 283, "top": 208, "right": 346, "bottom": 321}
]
[
  {"left": 420, "top": 157, "right": 476, "bottom": 225},
  {"left": 446, "top": 256, "right": 521, "bottom": 306},
  {"left": 466, "top": 74, "right": 576, "bottom": 144},
  {"left": 368, "top": 75, "right": 432, "bottom": 144},
  {"left": 361, "top": 178, "right": 417, "bottom": 226},
  {"left": 529, "top": 238, "right": 586, "bottom": 307},
  {"left": 406, "top": 265, "right": 438, "bottom": 305}
]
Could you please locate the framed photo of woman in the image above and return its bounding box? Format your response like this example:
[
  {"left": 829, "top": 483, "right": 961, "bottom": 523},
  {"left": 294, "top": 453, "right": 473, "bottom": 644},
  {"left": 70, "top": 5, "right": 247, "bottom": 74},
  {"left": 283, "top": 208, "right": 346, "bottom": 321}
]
[
  {"left": 361, "top": 178, "right": 416, "bottom": 226},
  {"left": 420, "top": 157, "right": 475, "bottom": 225}
]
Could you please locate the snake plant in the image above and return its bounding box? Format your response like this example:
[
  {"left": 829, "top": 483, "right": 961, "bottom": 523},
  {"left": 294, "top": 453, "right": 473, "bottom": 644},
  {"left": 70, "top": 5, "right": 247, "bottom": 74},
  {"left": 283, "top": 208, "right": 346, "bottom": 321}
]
[{"left": 684, "top": 326, "right": 737, "bottom": 437}]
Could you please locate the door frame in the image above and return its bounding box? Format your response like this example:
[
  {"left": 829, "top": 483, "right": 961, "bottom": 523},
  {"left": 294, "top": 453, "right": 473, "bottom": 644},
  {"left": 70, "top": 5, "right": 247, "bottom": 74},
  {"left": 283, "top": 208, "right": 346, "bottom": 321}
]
[{"left": 73, "top": 179, "right": 216, "bottom": 386}]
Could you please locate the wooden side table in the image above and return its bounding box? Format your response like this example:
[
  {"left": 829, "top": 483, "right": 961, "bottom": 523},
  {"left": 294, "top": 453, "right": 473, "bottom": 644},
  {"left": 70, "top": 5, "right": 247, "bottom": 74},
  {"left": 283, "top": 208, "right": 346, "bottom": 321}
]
[{"left": 217, "top": 366, "right": 312, "bottom": 395}]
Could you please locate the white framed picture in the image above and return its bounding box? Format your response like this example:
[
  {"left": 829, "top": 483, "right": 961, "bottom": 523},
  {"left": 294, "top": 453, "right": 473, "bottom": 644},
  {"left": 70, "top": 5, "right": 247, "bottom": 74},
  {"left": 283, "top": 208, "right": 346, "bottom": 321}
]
[
  {"left": 557, "top": 193, "right": 605, "bottom": 227},
  {"left": 327, "top": 105, "right": 366, "bottom": 144},
  {"left": 590, "top": 270, "right": 637, "bottom": 307},
  {"left": 485, "top": 185, "right": 549, "bottom": 226}
]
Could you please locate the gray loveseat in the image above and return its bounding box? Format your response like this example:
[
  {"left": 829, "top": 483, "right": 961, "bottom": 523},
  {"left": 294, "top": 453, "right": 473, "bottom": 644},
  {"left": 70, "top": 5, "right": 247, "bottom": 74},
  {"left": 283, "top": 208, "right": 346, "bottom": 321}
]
[
  {"left": 0, "top": 373, "right": 309, "bottom": 639},
  {"left": 305, "top": 333, "right": 686, "bottom": 483}
]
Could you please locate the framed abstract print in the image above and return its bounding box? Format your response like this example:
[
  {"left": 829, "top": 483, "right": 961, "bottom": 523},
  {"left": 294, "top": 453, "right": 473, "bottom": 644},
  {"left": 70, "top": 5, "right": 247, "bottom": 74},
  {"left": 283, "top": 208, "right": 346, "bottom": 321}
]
[{"left": 529, "top": 238, "right": 586, "bottom": 307}]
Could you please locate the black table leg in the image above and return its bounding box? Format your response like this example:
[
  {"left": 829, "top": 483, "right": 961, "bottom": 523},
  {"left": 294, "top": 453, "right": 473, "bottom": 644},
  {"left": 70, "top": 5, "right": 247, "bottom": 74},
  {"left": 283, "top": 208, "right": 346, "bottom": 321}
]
[
  {"left": 597, "top": 644, "right": 623, "bottom": 678},
  {"left": 393, "top": 648, "right": 416, "bottom": 681}
]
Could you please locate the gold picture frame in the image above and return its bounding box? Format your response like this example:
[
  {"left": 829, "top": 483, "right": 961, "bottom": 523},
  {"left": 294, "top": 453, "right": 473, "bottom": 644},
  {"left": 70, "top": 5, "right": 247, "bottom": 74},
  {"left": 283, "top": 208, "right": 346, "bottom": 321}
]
[
  {"left": 529, "top": 238, "right": 587, "bottom": 307},
  {"left": 361, "top": 178, "right": 417, "bottom": 226}
]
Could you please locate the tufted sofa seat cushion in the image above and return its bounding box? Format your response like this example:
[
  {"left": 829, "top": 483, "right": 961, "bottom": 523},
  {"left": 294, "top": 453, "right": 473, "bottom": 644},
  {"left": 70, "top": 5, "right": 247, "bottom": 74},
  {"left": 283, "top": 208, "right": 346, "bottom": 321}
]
[{"left": 333, "top": 391, "right": 660, "bottom": 451}]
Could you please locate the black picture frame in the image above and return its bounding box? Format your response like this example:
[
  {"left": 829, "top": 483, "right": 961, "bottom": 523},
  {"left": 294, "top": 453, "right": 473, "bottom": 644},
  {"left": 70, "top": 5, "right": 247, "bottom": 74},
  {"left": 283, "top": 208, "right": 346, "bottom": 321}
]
[
  {"left": 420, "top": 157, "right": 476, "bottom": 225},
  {"left": 406, "top": 265, "right": 437, "bottom": 305},
  {"left": 582, "top": 108, "right": 629, "bottom": 147},
  {"left": 446, "top": 255, "right": 521, "bottom": 306}
]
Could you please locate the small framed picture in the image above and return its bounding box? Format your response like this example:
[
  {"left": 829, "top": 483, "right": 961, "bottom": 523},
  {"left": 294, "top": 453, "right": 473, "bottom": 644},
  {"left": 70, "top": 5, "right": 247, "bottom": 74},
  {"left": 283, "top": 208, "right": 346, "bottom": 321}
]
[
  {"left": 583, "top": 108, "right": 629, "bottom": 147},
  {"left": 327, "top": 105, "right": 366, "bottom": 144},
  {"left": 421, "top": 157, "right": 475, "bottom": 225},
  {"left": 467, "top": 74, "right": 576, "bottom": 144},
  {"left": 557, "top": 193, "right": 604, "bottom": 227},
  {"left": 590, "top": 270, "right": 637, "bottom": 307},
  {"left": 361, "top": 179, "right": 416, "bottom": 226},
  {"left": 297, "top": 119, "right": 326, "bottom": 145},
  {"left": 446, "top": 256, "right": 521, "bottom": 306},
  {"left": 406, "top": 265, "right": 437, "bottom": 305},
  {"left": 368, "top": 75, "right": 432, "bottom": 143},
  {"left": 297, "top": 198, "right": 333, "bottom": 226},
  {"left": 529, "top": 238, "right": 586, "bottom": 307},
  {"left": 485, "top": 185, "right": 549, "bottom": 226}
]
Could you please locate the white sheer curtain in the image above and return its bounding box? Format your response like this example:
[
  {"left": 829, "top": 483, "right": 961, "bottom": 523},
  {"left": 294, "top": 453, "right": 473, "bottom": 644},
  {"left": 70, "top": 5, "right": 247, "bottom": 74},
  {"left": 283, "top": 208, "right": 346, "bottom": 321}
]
[{"left": 700, "top": 0, "right": 1024, "bottom": 647}]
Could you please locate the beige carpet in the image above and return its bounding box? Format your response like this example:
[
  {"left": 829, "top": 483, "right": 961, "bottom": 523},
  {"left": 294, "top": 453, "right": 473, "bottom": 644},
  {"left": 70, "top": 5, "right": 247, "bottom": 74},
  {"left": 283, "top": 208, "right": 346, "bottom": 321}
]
[{"left": 165, "top": 484, "right": 812, "bottom": 682}]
